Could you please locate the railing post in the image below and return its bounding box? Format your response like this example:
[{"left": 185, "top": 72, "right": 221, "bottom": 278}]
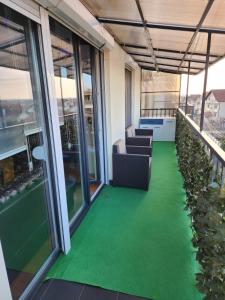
[
  {"left": 185, "top": 61, "right": 190, "bottom": 114},
  {"left": 178, "top": 73, "right": 181, "bottom": 107},
  {"left": 200, "top": 32, "right": 211, "bottom": 131}
]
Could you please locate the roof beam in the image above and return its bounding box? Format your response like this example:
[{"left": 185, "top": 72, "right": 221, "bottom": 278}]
[
  {"left": 98, "top": 16, "right": 225, "bottom": 35},
  {"left": 135, "top": 0, "right": 158, "bottom": 71},
  {"left": 200, "top": 32, "right": 212, "bottom": 130},
  {"left": 0, "top": 20, "right": 24, "bottom": 34},
  {"left": 128, "top": 52, "right": 207, "bottom": 64},
  {"left": 140, "top": 66, "right": 196, "bottom": 75},
  {"left": 178, "top": 0, "right": 214, "bottom": 71},
  {"left": 0, "top": 37, "right": 25, "bottom": 50},
  {"left": 136, "top": 60, "right": 202, "bottom": 70},
  {"left": 120, "top": 43, "right": 219, "bottom": 58}
]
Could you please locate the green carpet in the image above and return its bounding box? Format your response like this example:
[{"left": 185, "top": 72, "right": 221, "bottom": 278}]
[{"left": 47, "top": 142, "right": 202, "bottom": 300}]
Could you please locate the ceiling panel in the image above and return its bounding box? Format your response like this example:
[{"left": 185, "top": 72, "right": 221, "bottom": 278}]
[
  {"left": 125, "top": 48, "right": 149, "bottom": 56},
  {"left": 158, "top": 65, "right": 179, "bottom": 71},
  {"left": 155, "top": 51, "right": 184, "bottom": 60},
  {"left": 203, "top": 0, "right": 225, "bottom": 29},
  {"left": 81, "top": 0, "right": 225, "bottom": 75},
  {"left": 140, "top": 0, "right": 207, "bottom": 26},
  {"left": 190, "top": 62, "right": 206, "bottom": 69},
  {"left": 139, "top": 62, "right": 155, "bottom": 68},
  {"left": 156, "top": 58, "right": 186, "bottom": 67},
  {"left": 210, "top": 34, "right": 225, "bottom": 56},
  {"left": 132, "top": 55, "right": 153, "bottom": 63},
  {"left": 187, "top": 32, "right": 208, "bottom": 56},
  {"left": 81, "top": 0, "right": 140, "bottom": 21},
  {"left": 106, "top": 24, "right": 147, "bottom": 46},
  {"left": 148, "top": 28, "right": 193, "bottom": 52}
]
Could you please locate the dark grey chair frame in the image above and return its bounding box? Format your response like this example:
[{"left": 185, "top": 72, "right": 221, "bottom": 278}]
[
  {"left": 125, "top": 126, "right": 153, "bottom": 155},
  {"left": 112, "top": 141, "right": 151, "bottom": 190}
]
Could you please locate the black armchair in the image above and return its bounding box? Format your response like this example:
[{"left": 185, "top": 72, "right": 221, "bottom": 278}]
[
  {"left": 126, "top": 125, "right": 153, "bottom": 155},
  {"left": 112, "top": 139, "right": 151, "bottom": 190}
]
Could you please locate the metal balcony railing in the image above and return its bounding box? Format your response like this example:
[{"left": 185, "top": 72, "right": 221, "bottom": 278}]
[{"left": 141, "top": 108, "right": 177, "bottom": 118}]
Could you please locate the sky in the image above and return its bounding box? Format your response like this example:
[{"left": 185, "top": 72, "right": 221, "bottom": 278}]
[{"left": 181, "top": 57, "right": 225, "bottom": 96}]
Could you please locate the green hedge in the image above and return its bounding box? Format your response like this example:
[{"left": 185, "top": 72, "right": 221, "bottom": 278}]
[{"left": 176, "top": 111, "right": 225, "bottom": 299}]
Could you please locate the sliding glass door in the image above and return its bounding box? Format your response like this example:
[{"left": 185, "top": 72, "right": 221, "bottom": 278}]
[
  {"left": 80, "top": 42, "right": 101, "bottom": 197},
  {"left": 49, "top": 18, "right": 103, "bottom": 216},
  {"left": 0, "top": 5, "right": 57, "bottom": 299},
  {"left": 49, "top": 18, "right": 85, "bottom": 222}
]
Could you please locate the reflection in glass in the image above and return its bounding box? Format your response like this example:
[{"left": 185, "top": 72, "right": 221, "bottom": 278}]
[
  {"left": 50, "top": 18, "right": 85, "bottom": 221},
  {"left": 0, "top": 4, "right": 56, "bottom": 299},
  {"left": 80, "top": 42, "right": 101, "bottom": 196}
]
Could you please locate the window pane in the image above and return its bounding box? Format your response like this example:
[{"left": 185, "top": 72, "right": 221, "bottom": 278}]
[
  {"left": 80, "top": 42, "right": 101, "bottom": 196},
  {"left": 50, "top": 18, "right": 85, "bottom": 221},
  {"left": 0, "top": 5, "right": 56, "bottom": 299}
]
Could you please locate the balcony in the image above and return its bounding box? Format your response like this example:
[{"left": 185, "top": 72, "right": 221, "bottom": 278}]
[
  {"left": 34, "top": 141, "right": 201, "bottom": 300},
  {"left": 0, "top": 1, "right": 225, "bottom": 300}
]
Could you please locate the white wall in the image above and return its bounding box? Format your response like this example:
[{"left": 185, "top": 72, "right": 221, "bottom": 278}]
[
  {"left": 132, "top": 67, "right": 141, "bottom": 128},
  {"left": 103, "top": 43, "right": 141, "bottom": 180}
]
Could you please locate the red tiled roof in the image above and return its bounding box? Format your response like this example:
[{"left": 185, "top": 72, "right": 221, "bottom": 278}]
[{"left": 208, "top": 89, "right": 225, "bottom": 102}]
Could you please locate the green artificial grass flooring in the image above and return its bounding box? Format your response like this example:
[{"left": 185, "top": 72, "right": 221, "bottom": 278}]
[{"left": 47, "top": 142, "right": 202, "bottom": 300}]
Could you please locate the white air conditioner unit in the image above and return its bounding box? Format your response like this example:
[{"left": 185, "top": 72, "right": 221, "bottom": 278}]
[{"left": 140, "top": 117, "right": 176, "bottom": 141}]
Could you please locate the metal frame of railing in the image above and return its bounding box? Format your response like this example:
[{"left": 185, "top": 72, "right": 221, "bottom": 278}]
[{"left": 141, "top": 108, "right": 177, "bottom": 117}]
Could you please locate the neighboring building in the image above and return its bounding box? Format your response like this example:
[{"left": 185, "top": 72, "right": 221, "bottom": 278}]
[
  {"left": 187, "top": 94, "right": 201, "bottom": 107},
  {"left": 187, "top": 94, "right": 202, "bottom": 115},
  {"left": 205, "top": 89, "right": 225, "bottom": 127}
]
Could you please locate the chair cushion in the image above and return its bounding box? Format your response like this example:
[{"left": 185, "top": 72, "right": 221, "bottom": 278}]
[
  {"left": 130, "top": 125, "right": 135, "bottom": 137},
  {"left": 113, "top": 139, "right": 127, "bottom": 154},
  {"left": 117, "top": 140, "right": 127, "bottom": 154},
  {"left": 126, "top": 125, "right": 135, "bottom": 137}
]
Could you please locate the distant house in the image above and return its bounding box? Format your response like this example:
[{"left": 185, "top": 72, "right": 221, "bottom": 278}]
[
  {"left": 205, "top": 89, "right": 225, "bottom": 124},
  {"left": 188, "top": 94, "right": 201, "bottom": 106},
  {"left": 187, "top": 94, "right": 202, "bottom": 115}
]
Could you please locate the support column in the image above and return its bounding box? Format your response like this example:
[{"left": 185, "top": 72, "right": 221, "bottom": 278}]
[
  {"left": 200, "top": 32, "right": 211, "bottom": 130},
  {"left": 185, "top": 61, "right": 190, "bottom": 114}
]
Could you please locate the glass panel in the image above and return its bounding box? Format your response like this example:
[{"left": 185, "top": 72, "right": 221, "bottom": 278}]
[
  {"left": 0, "top": 4, "right": 56, "bottom": 299},
  {"left": 50, "top": 18, "right": 85, "bottom": 222},
  {"left": 203, "top": 0, "right": 225, "bottom": 29},
  {"left": 81, "top": 0, "right": 141, "bottom": 21},
  {"left": 179, "top": 32, "right": 207, "bottom": 125},
  {"left": 148, "top": 28, "right": 193, "bottom": 52},
  {"left": 203, "top": 34, "right": 225, "bottom": 147},
  {"left": 141, "top": 0, "right": 207, "bottom": 26},
  {"left": 179, "top": 74, "right": 188, "bottom": 111},
  {"left": 80, "top": 41, "right": 101, "bottom": 197},
  {"left": 141, "top": 70, "right": 180, "bottom": 117},
  {"left": 139, "top": 63, "right": 155, "bottom": 69},
  {"left": 106, "top": 24, "right": 147, "bottom": 47},
  {"left": 142, "top": 70, "right": 180, "bottom": 93},
  {"left": 181, "top": 71, "right": 205, "bottom": 124},
  {"left": 132, "top": 55, "right": 153, "bottom": 63}
]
